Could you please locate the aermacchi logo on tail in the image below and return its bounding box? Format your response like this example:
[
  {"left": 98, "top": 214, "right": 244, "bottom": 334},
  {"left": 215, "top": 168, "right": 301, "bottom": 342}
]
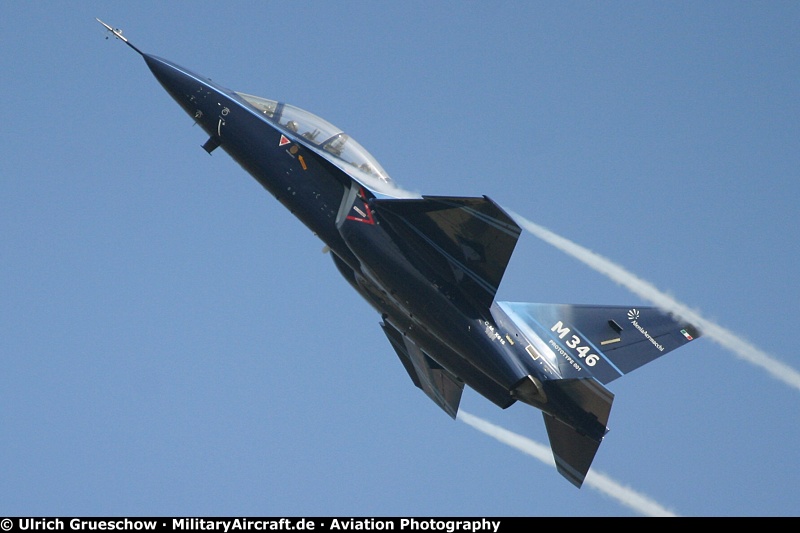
[{"left": 628, "top": 308, "right": 665, "bottom": 352}]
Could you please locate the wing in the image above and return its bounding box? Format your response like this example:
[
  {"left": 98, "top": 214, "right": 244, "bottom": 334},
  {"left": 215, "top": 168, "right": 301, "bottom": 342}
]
[
  {"left": 380, "top": 320, "right": 464, "bottom": 418},
  {"left": 372, "top": 196, "right": 521, "bottom": 311}
]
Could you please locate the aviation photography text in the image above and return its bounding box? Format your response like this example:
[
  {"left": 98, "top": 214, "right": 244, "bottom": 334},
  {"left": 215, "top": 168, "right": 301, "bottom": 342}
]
[{"left": 6, "top": 518, "right": 504, "bottom": 533}]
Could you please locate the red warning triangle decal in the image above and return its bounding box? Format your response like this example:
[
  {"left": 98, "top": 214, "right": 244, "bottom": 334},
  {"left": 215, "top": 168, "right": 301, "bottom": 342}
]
[
  {"left": 346, "top": 198, "right": 376, "bottom": 225},
  {"left": 279, "top": 135, "right": 291, "bottom": 146}
]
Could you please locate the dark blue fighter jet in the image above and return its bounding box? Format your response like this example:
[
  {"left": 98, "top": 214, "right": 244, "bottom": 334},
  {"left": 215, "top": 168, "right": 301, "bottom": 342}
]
[{"left": 98, "top": 19, "right": 701, "bottom": 488}]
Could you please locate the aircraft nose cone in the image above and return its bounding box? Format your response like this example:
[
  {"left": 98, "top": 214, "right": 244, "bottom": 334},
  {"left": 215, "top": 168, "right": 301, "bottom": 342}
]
[{"left": 142, "top": 54, "right": 206, "bottom": 115}]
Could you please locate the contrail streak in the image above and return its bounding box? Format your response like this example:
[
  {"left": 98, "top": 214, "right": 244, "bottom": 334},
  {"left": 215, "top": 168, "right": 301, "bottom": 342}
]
[
  {"left": 509, "top": 212, "right": 800, "bottom": 392},
  {"left": 457, "top": 411, "right": 679, "bottom": 517}
]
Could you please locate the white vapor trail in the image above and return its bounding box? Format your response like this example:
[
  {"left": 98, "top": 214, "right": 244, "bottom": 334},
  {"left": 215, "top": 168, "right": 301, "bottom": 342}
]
[
  {"left": 509, "top": 213, "right": 800, "bottom": 392},
  {"left": 457, "top": 411, "right": 679, "bottom": 517}
]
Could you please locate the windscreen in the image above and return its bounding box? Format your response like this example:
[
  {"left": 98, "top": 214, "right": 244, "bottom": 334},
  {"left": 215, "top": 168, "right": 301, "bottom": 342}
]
[{"left": 236, "top": 92, "right": 417, "bottom": 198}]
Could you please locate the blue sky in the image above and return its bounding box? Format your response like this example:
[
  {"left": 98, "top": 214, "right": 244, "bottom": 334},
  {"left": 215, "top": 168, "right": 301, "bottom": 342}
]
[{"left": 2, "top": 1, "right": 799, "bottom": 517}]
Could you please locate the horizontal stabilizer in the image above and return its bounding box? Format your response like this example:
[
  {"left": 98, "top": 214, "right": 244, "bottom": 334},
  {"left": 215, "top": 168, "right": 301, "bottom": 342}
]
[
  {"left": 543, "top": 413, "right": 603, "bottom": 488},
  {"left": 381, "top": 321, "right": 464, "bottom": 418},
  {"left": 497, "top": 302, "right": 702, "bottom": 384},
  {"left": 542, "top": 377, "right": 614, "bottom": 488},
  {"left": 373, "top": 196, "right": 521, "bottom": 310}
]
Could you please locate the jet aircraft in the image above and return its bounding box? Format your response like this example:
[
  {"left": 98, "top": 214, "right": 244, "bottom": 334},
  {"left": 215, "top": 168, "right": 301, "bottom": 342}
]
[{"left": 97, "top": 19, "right": 701, "bottom": 488}]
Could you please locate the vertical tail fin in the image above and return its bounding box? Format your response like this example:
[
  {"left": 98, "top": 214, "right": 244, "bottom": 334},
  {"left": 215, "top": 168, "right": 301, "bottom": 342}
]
[{"left": 497, "top": 302, "right": 702, "bottom": 384}]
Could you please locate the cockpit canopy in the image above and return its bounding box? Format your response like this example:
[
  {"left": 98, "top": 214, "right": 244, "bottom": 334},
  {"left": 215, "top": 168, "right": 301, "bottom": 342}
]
[{"left": 236, "top": 92, "right": 415, "bottom": 198}]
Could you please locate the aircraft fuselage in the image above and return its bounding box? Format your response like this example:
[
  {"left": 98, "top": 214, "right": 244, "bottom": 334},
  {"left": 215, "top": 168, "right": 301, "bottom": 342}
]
[{"left": 142, "top": 54, "right": 545, "bottom": 410}]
